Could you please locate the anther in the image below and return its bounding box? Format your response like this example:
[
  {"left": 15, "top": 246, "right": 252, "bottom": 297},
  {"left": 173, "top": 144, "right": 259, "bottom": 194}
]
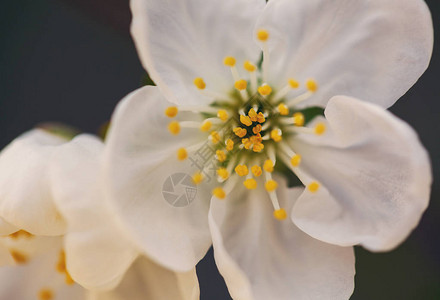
[
  {"left": 290, "top": 154, "right": 301, "bottom": 167},
  {"left": 251, "top": 165, "right": 262, "bottom": 177},
  {"left": 165, "top": 106, "right": 178, "bottom": 118},
  {"left": 216, "top": 150, "right": 227, "bottom": 162},
  {"left": 308, "top": 181, "right": 320, "bottom": 193},
  {"left": 193, "top": 77, "right": 206, "bottom": 90},
  {"left": 217, "top": 168, "right": 229, "bottom": 180},
  {"left": 265, "top": 180, "right": 278, "bottom": 192},
  {"left": 271, "top": 129, "right": 282, "bottom": 142},
  {"left": 240, "top": 115, "right": 252, "bottom": 126},
  {"left": 233, "top": 127, "right": 247, "bottom": 138},
  {"left": 243, "top": 178, "right": 257, "bottom": 190},
  {"left": 223, "top": 56, "right": 236, "bottom": 67},
  {"left": 217, "top": 109, "right": 229, "bottom": 121},
  {"left": 226, "top": 139, "right": 234, "bottom": 151},
  {"left": 177, "top": 148, "right": 188, "bottom": 161},
  {"left": 273, "top": 208, "right": 287, "bottom": 220},
  {"left": 244, "top": 61, "right": 256, "bottom": 72},
  {"left": 235, "top": 165, "right": 249, "bottom": 177},
  {"left": 192, "top": 172, "right": 204, "bottom": 185},
  {"left": 258, "top": 84, "right": 272, "bottom": 96},
  {"left": 235, "top": 79, "right": 247, "bottom": 91},
  {"left": 200, "top": 120, "right": 212, "bottom": 132},
  {"left": 252, "top": 124, "right": 262, "bottom": 134},
  {"left": 277, "top": 103, "right": 289, "bottom": 116},
  {"left": 288, "top": 79, "right": 300, "bottom": 89},
  {"left": 212, "top": 187, "right": 226, "bottom": 199},
  {"left": 168, "top": 121, "right": 180, "bottom": 135},
  {"left": 257, "top": 112, "right": 266, "bottom": 123},
  {"left": 314, "top": 123, "right": 326, "bottom": 135},
  {"left": 248, "top": 108, "right": 258, "bottom": 122},
  {"left": 257, "top": 29, "right": 269, "bottom": 41},
  {"left": 293, "top": 112, "right": 305, "bottom": 126},
  {"left": 210, "top": 131, "right": 221, "bottom": 144},
  {"left": 263, "top": 159, "right": 274, "bottom": 172},
  {"left": 306, "top": 79, "right": 318, "bottom": 92}
]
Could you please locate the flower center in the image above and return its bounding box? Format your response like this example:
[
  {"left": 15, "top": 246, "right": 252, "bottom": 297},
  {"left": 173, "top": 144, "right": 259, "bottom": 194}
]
[{"left": 165, "top": 29, "right": 326, "bottom": 220}]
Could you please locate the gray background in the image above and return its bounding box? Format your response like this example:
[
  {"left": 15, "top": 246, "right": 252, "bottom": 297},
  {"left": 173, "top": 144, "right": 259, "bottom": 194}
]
[{"left": 0, "top": 0, "right": 439, "bottom": 299}]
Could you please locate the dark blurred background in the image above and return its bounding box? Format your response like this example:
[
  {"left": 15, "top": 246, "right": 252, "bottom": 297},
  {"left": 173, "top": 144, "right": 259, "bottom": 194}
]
[{"left": 0, "top": 1, "right": 438, "bottom": 299}]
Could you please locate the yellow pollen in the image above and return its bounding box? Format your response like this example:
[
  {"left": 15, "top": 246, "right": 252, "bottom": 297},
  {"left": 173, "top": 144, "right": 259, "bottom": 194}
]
[
  {"left": 270, "top": 129, "right": 282, "bottom": 142},
  {"left": 242, "top": 138, "right": 251, "bottom": 149},
  {"left": 263, "top": 159, "right": 274, "bottom": 173},
  {"left": 8, "top": 230, "right": 33, "bottom": 239},
  {"left": 252, "top": 124, "right": 262, "bottom": 134},
  {"left": 10, "top": 249, "right": 28, "bottom": 264},
  {"left": 223, "top": 56, "right": 236, "bottom": 67},
  {"left": 314, "top": 123, "right": 326, "bottom": 135},
  {"left": 165, "top": 106, "right": 178, "bottom": 118},
  {"left": 278, "top": 103, "right": 289, "bottom": 116},
  {"left": 248, "top": 108, "right": 258, "bottom": 122},
  {"left": 308, "top": 182, "right": 320, "bottom": 193},
  {"left": 212, "top": 187, "right": 226, "bottom": 199},
  {"left": 257, "top": 112, "right": 266, "bottom": 123},
  {"left": 233, "top": 127, "right": 247, "bottom": 138},
  {"left": 258, "top": 84, "right": 272, "bottom": 96},
  {"left": 243, "top": 178, "right": 257, "bottom": 190},
  {"left": 177, "top": 148, "right": 188, "bottom": 161},
  {"left": 293, "top": 112, "right": 305, "bottom": 126},
  {"left": 251, "top": 165, "right": 262, "bottom": 177},
  {"left": 38, "top": 289, "right": 54, "bottom": 300},
  {"left": 217, "top": 109, "right": 229, "bottom": 121},
  {"left": 240, "top": 115, "right": 253, "bottom": 126},
  {"left": 193, "top": 77, "right": 206, "bottom": 90},
  {"left": 192, "top": 172, "right": 204, "bottom": 185},
  {"left": 257, "top": 29, "right": 269, "bottom": 41},
  {"left": 235, "top": 79, "right": 248, "bottom": 91},
  {"left": 288, "top": 79, "right": 300, "bottom": 89},
  {"left": 210, "top": 131, "right": 221, "bottom": 144},
  {"left": 290, "top": 154, "right": 301, "bottom": 167},
  {"left": 273, "top": 208, "right": 287, "bottom": 220},
  {"left": 306, "top": 79, "right": 318, "bottom": 92},
  {"left": 235, "top": 165, "right": 249, "bottom": 177},
  {"left": 244, "top": 61, "right": 256, "bottom": 72},
  {"left": 168, "top": 121, "right": 180, "bottom": 135},
  {"left": 226, "top": 139, "right": 234, "bottom": 151},
  {"left": 217, "top": 168, "right": 229, "bottom": 180},
  {"left": 200, "top": 120, "right": 212, "bottom": 132},
  {"left": 252, "top": 142, "right": 265, "bottom": 153},
  {"left": 216, "top": 150, "right": 227, "bottom": 162},
  {"left": 265, "top": 180, "right": 278, "bottom": 192}
]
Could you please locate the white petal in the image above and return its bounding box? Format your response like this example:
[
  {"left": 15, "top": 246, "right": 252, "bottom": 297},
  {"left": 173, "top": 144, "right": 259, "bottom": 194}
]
[
  {"left": 0, "top": 236, "right": 86, "bottom": 300},
  {"left": 256, "top": 0, "right": 433, "bottom": 108},
  {"left": 49, "top": 134, "right": 138, "bottom": 290},
  {"left": 290, "top": 96, "right": 431, "bottom": 251},
  {"left": 130, "top": 0, "right": 265, "bottom": 105},
  {"left": 89, "top": 257, "right": 199, "bottom": 300},
  {"left": 0, "top": 129, "right": 67, "bottom": 235},
  {"left": 104, "top": 86, "right": 212, "bottom": 271},
  {"left": 0, "top": 217, "right": 18, "bottom": 236},
  {"left": 209, "top": 181, "right": 355, "bottom": 300}
]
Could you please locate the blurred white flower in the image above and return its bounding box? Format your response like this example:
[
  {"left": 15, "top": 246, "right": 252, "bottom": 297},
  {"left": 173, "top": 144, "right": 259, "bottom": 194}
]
[{"left": 101, "top": 0, "right": 433, "bottom": 298}]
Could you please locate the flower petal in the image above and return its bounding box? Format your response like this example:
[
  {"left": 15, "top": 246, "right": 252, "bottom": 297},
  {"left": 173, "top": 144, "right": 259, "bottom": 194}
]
[
  {"left": 0, "top": 217, "right": 18, "bottom": 236},
  {"left": 256, "top": 0, "right": 433, "bottom": 108},
  {"left": 104, "top": 86, "right": 212, "bottom": 272},
  {"left": 89, "top": 257, "right": 199, "bottom": 300},
  {"left": 130, "top": 0, "right": 265, "bottom": 105},
  {"left": 290, "top": 96, "right": 431, "bottom": 251},
  {"left": 209, "top": 181, "right": 355, "bottom": 300},
  {"left": 0, "top": 129, "right": 67, "bottom": 235},
  {"left": 49, "top": 134, "right": 138, "bottom": 290}
]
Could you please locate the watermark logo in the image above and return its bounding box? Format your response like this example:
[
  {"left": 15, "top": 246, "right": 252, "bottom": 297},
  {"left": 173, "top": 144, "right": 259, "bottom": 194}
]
[{"left": 162, "top": 173, "right": 197, "bottom": 207}]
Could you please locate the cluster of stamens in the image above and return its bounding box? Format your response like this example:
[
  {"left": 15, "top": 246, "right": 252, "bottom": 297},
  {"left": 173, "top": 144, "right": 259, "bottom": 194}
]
[{"left": 166, "top": 29, "right": 326, "bottom": 220}]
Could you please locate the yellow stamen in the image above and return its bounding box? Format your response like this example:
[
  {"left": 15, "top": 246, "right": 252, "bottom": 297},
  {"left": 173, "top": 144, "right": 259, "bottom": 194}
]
[
  {"left": 288, "top": 79, "right": 300, "bottom": 89},
  {"left": 235, "top": 165, "right": 249, "bottom": 177},
  {"left": 212, "top": 187, "right": 226, "bottom": 199},
  {"left": 306, "top": 79, "right": 318, "bottom": 92},
  {"left": 193, "top": 77, "right": 206, "bottom": 90},
  {"left": 308, "top": 182, "right": 320, "bottom": 193},
  {"left": 314, "top": 123, "right": 326, "bottom": 135},
  {"left": 216, "top": 150, "right": 227, "bottom": 162},
  {"left": 192, "top": 172, "right": 204, "bottom": 185},
  {"left": 38, "top": 289, "right": 54, "bottom": 300},
  {"left": 177, "top": 148, "right": 187, "bottom": 161},
  {"left": 200, "top": 120, "right": 212, "bottom": 132},
  {"left": 233, "top": 127, "right": 247, "bottom": 138},
  {"left": 9, "top": 249, "right": 28, "bottom": 264},
  {"left": 223, "top": 56, "right": 236, "bottom": 67},
  {"left": 265, "top": 180, "right": 278, "bottom": 192},
  {"left": 210, "top": 131, "right": 221, "bottom": 144},
  {"left": 235, "top": 79, "right": 248, "bottom": 91},
  {"left": 244, "top": 61, "right": 256, "bottom": 72},
  {"left": 217, "top": 109, "right": 229, "bottom": 121},
  {"left": 290, "top": 154, "right": 301, "bottom": 167},
  {"left": 293, "top": 112, "right": 305, "bottom": 126},
  {"left": 273, "top": 208, "right": 287, "bottom": 220},
  {"left": 165, "top": 106, "right": 178, "bottom": 118},
  {"left": 240, "top": 115, "right": 252, "bottom": 126},
  {"left": 217, "top": 168, "right": 229, "bottom": 180},
  {"left": 252, "top": 124, "right": 262, "bottom": 134},
  {"left": 271, "top": 129, "right": 282, "bottom": 142},
  {"left": 251, "top": 165, "right": 262, "bottom": 177},
  {"left": 256, "top": 112, "right": 266, "bottom": 123},
  {"left": 226, "top": 139, "right": 234, "bottom": 151},
  {"left": 243, "top": 178, "right": 257, "bottom": 190},
  {"left": 258, "top": 84, "right": 272, "bottom": 96},
  {"left": 263, "top": 160, "right": 274, "bottom": 173},
  {"left": 248, "top": 108, "right": 257, "bottom": 122},
  {"left": 168, "top": 121, "right": 180, "bottom": 135},
  {"left": 257, "top": 29, "right": 269, "bottom": 41},
  {"left": 278, "top": 103, "right": 289, "bottom": 116},
  {"left": 253, "top": 143, "right": 265, "bottom": 153}
]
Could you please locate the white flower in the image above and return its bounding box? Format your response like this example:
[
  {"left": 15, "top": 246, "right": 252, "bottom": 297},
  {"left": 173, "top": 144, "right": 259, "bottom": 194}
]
[
  {"left": 0, "top": 129, "right": 199, "bottom": 300},
  {"left": 103, "top": 0, "right": 433, "bottom": 298}
]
